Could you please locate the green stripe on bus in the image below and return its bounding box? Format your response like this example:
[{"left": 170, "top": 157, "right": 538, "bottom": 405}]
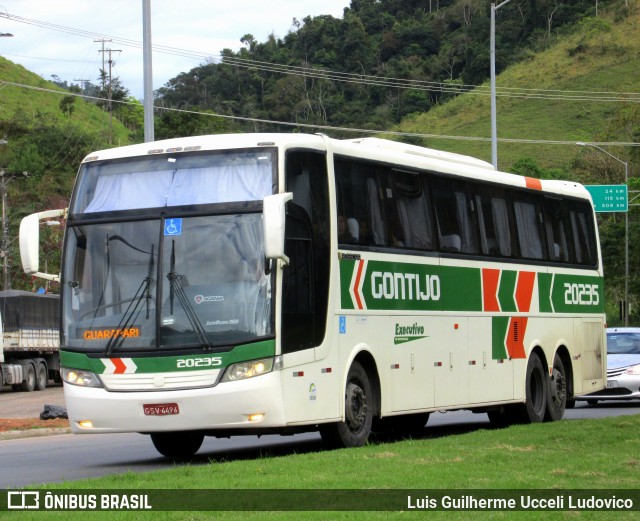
[
  {"left": 60, "top": 339, "right": 276, "bottom": 374},
  {"left": 339, "top": 258, "right": 604, "bottom": 314},
  {"left": 492, "top": 316, "right": 509, "bottom": 360},
  {"left": 538, "top": 273, "right": 554, "bottom": 313},
  {"left": 497, "top": 270, "right": 518, "bottom": 312}
]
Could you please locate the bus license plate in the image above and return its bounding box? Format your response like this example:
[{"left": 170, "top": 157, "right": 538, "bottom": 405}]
[{"left": 143, "top": 403, "right": 180, "bottom": 416}]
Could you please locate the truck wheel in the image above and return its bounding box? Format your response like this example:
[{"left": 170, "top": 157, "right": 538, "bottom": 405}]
[
  {"left": 150, "top": 431, "right": 204, "bottom": 459},
  {"left": 320, "top": 361, "right": 374, "bottom": 448},
  {"left": 20, "top": 364, "right": 36, "bottom": 392},
  {"left": 35, "top": 363, "right": 48, "bottom": 391}
]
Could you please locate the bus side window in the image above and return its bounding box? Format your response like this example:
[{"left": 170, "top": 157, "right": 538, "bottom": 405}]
[
  {"left": 570, "top": 201, "right": 597, "bottom": 266},
  {"left": 388, "top": 169, "right": 435, "bottom": 250},
  {"left": 544, "top": 197, "right": 574, "bottom": 263},
  {"left": 513, "top": 193, "right": 546, "bottom": 260},
  {"left": 475, "top": 187, "right": 514, "bottom": 258},
  {"left": 335, "top": 159, "right": 386, "bottom": 247},
  {"left": 432, "top": 177, "right": 479, "bottom": 254}
]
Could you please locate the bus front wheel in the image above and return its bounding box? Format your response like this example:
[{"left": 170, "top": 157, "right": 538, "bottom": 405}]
[
  {"left": 150, "top": 431, "right": 204, "bottom": 459},
  {"left": 320, "top": 361, "right": 374, "bottom": 448}
]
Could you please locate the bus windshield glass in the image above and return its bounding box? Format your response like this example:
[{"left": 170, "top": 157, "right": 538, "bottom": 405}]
[
  {"left": 63, "top": 214, "right": 272, "bottom": 352},
  {"left": 71, "top": 150, "right": 274, "bottom": 214},
  {"left": 62, "top": 148, "right": 276, "bottom": 353}
]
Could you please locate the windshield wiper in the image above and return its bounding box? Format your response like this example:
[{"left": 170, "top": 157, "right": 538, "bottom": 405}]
[
  {"left": 104, "top": 244, "right": 155, "bottom": 356},
  {"left": 166, "top": 239, "right": 214, "bottom": 350}
]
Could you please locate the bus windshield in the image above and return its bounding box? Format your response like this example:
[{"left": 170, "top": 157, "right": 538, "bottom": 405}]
[
  {"left": 62, "top": 148, "right": 276, "bottom": 353},
  {"left": 63, "top": 214, "right": 272, "bottom": 353}
]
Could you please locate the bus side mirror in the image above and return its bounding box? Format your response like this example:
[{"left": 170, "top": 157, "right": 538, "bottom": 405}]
[
  {"left": 263, "top": 193, "right": 293, "bottom": 266},
  {"left": 19, "top": 208, "right": 66, "bottom": 282}
]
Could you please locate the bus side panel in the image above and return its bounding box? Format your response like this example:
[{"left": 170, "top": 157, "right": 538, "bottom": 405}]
[
  {"left": 387, "top": 315, "right": 436, "bottom": 413},
  {"left": 280, "top": 347, "right": 342, "bottom": 425},
  {"left": 574, "top": 317, "right": 606, "bottom": 395},
  {"left": 467, "top": 317, "right": 515, "bottom": 404}
]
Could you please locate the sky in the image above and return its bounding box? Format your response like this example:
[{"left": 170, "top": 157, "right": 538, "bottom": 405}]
[{"left": 0, "top": 0, "right": 351, "bottom": 99}]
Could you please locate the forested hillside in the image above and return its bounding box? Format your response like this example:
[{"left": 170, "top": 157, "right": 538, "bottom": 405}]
[
  {"left": 0, "top": 57, "right": 134, "bottom": 290},
  {"left": 155, "top": 0, "right": 626, "bottom": 139}
]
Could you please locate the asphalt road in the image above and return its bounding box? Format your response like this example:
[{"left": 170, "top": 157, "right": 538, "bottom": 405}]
[
  {"left": 1, "top": 397, "right": 639, "bottom": 489},
  {"left": 0, "top": 384, "right": 66, "bottom": 419}
]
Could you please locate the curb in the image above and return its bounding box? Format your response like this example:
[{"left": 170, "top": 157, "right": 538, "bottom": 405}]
[{"left": 0, "top": 427, "right": 72, "bottom": 441}]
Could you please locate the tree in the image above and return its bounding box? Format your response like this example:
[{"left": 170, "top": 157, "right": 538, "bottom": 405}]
[{"left": 59, "top": 95, "right": 76, "bottom": 117}]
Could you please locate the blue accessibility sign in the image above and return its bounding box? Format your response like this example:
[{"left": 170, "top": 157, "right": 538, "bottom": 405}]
[{"left": 164, "top": 218, "right": 183, "bottom": 236}]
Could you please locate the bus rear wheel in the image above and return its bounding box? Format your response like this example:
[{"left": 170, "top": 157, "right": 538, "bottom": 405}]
[
  {"left": 545, "top": 354, "right": 567, "bottom": 422},
  {"left": 513, "top": 352, "right": 547, "bottom": 424},
  {"left": 320, "top": 361, "right": 373, "bottom": 448},
  {"left": 150, "top": 431, "right": 204, "bottom": 459}
]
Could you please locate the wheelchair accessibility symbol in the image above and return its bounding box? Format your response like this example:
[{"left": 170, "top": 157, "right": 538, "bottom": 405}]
[{"left": 164, "top": 218, "right": 182, "bottom": 236}]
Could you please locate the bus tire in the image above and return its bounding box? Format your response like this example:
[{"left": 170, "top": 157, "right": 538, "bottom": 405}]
[
  {"left": 20, "top": 364, "right": 36, "bottom": 392},
  {"left": 35, "top": 363, "right": 48, "bottom": 391},
  {"left": 513, "top": 352, "right": 547, "bottom": 424},
  {"left": 545, "top": 354, "right": 566, "bottom": 422},
  {"left": 150, "top": 431, "right": 204, "bottom": 459},
  {"left": 320, "top": 361, "right": 373, "bottom": 448}
]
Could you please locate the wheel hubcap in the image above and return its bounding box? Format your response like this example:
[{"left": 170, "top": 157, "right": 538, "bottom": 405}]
[
  {"left": 550, "top": 367, "right": 566, "bottom": 405},
  {"left": 345, "top": 382, "right": 367, "bottom": 432}
]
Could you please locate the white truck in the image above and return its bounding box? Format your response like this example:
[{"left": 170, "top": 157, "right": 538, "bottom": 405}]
[{"left": 0, "top": 290, "right": 60, "bottom": 391}]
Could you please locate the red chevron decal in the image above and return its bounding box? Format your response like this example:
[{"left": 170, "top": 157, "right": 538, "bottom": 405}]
[
  {"left": 515, "top": 271, "right": 536, "bottom": 312},
  {"left": 353, "top": 259, "right": 365, "bottom": 310},
  {"left": 482, "top": 268, "right": 501, "bottom": 312},
  {"left": 505, "top": 317, "right": 528, "bottom": 359},
  {"left": 111, "top": 358, "right": 127, "bottom": 374}
]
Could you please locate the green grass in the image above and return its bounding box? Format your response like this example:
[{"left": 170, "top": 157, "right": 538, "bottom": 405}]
[{"left": 7, "top": 414, "right": 640, "bottom": 520}]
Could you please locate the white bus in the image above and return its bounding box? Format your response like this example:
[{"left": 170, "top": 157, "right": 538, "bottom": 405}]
[{"left": 20, "top": 134, "right": 606, "bottom": 457}]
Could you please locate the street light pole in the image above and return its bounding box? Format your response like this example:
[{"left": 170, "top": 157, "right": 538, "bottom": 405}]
[
  {"left": 490, "top": 0, "right": 513, "bottom": 170},
  {"left": 577, "top": 142, "right": 630, "bottom": 326},
  {"left": 142, "top": 0, "right": 154, "bottom": 143}
]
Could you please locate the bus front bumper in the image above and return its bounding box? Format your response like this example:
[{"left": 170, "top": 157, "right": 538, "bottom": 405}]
[{"left": 63, "top": 371, "right": 286, "bottom": 434}]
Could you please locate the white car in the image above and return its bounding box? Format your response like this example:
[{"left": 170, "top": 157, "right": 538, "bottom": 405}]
[{"left": 579, "top": 327, "right": 640, "bottom": 405}]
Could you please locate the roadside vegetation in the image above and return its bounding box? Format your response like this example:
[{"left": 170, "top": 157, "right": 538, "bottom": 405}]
[{"left": 8, "top": 414, "right": 640, "bottom": 520}]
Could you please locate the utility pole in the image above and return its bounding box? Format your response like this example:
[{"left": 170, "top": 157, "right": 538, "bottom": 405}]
[
  {"left": 94, "top": 38, "right": 112, "bottom": 90},
  {"left": 99, "top": 47, "right": 122, "bottom": 140},
  {"left": 105, "top": 48, "right": 122, "bottom": 109},
  {"left": 74, "top": 78, "right": 90, "bottom": 95}
]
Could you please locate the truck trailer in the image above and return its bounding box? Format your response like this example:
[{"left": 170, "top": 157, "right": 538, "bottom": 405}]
[{"left": 0, "top": 290, "right": 60, "bottom": 391}]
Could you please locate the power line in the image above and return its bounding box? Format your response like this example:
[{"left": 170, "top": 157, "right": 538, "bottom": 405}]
[
  {"left": 2, "top": 79, "right": 640, "bottom": 148},
  {"left": 3, "top": 11, "right": 640, "bottom": 104}
]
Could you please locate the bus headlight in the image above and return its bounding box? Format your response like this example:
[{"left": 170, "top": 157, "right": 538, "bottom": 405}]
[
  {"left": 221, "top": 358, "right": 274, "bottom": 382},
  {"left": 61, "top": 367, "right": 103, "bottom": 388}
]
